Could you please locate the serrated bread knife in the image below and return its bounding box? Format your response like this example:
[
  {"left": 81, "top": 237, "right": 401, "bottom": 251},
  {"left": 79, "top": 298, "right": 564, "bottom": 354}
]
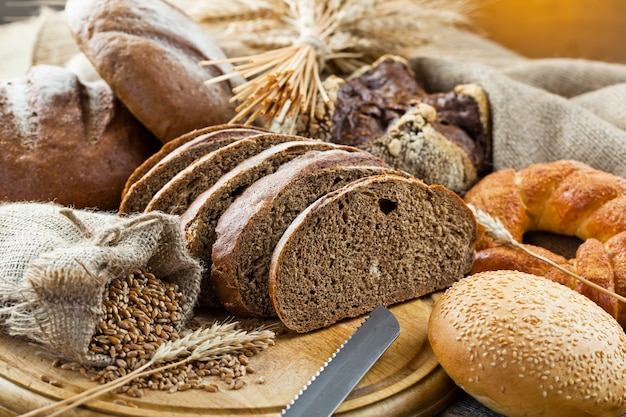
[{"left": 281, "top": 305, "right": 401, "bottom": 417}]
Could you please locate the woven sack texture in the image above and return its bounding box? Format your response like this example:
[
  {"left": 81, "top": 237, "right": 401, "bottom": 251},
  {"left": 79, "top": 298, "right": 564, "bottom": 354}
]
[{"left": 0, "top": 202, "right": 202, "bottom": 366}]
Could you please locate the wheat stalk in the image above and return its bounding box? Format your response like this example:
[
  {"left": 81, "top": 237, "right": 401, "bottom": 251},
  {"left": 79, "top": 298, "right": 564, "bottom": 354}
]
[
  {"left": 200, "top": 3, "right": 330, "bottom": 132},
  {"left": 20, "top": 322, "right": 275, "bottom": 417},
  {"left": 198, "top": 0, "right": 471, "bottom": 131},
  {"left": 468, "top": 204, "right": 626, "bottom": 304}
]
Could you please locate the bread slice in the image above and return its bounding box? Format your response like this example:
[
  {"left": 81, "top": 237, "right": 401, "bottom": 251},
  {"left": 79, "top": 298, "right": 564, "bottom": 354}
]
[
  {"left": 268, "top": 174, "right": 477, "bottom": 333},
  {"left": 210, "top": 150, "right": 398, "bottom": 317},
  {"left": 181, "top": 141, "right": 359, "bottom": 247},
  {"left": 119, "top": 127, "right": 263, "bottom": 213},
  {"left": 146, "top": 136, "right": 332, "bottom": 215},
  {"left": 122, "top": 124, "right": 267, "bottom": 197}
]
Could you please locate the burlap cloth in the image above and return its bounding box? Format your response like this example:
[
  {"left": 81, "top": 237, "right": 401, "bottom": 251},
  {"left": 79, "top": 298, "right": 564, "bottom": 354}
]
[
  {"left": 0, "top": 202, "right": 202, "bottom": 366},
  {"left": 2, "top": 7, "right": 624, "bottom": 180}
]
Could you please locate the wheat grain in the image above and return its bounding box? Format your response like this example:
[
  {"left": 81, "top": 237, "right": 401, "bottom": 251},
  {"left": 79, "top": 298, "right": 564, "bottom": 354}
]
[
  {"left": 24, "top": 323, "right": 274, "bottom": 417},
  {"left": 21, "top": 270, "right": 276, "bottom": 417}
]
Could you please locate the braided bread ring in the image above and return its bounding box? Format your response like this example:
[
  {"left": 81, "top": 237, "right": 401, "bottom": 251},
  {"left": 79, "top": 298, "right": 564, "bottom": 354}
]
[{"left": 464, "top": 160, "right": 626, "bottom": 326}]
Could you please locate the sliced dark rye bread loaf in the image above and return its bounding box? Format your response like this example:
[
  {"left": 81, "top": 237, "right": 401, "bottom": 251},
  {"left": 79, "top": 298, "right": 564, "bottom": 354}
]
[
  {"left": 119, "top": 127, "right": 265, "bottom": 213},
  {"left": 210, "top": 150, "right": 401, "bottom": 317},
  {"left": 145, "top": 136, "right": 337, "bottom": 215},
  {"left": 179, "top": 142, "right": 363, "bottom": 307},
  {"left": 268, "top": 174, "right": 477, "bottom": 333},
  {"left": 122, "top": 124, "right": 268, "bottom": 197}
]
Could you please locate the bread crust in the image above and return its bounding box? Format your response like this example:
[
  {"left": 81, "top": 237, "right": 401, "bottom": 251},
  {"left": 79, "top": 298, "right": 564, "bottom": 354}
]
[
  {"left": 429, "top": 270, "right": 626, "bottom": 417},
  {"left": 65, "top": 0, "right": 242, "bottom": 142},
  {"left": 119, "top": 128, "right": 263, "bottom": 214},
  {"left": 121, "top": 124, "right": 267, "bottom": 197},
  {"left": 464, "top": 160, "right": 626, "bottom": 325},
  {"left": 146, "top": 135, "right": 319, "bottom": 215},
  {"left": 470, "top": 244, "right": 576, "bottom": 288},
  {"left": 269, "top": 174, "right": 477, "bottom": 332},
  {"left": 0, "top": 65, "right": 160, "bottom": 211}
]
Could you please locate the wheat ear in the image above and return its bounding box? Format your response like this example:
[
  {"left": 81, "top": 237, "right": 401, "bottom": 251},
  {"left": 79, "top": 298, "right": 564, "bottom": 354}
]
[
  {"left": 20, "top": 323, "right": 275, "bottom": 417},
  {"left": 468, "top": 204, "right": 626, "bottom": 304}
]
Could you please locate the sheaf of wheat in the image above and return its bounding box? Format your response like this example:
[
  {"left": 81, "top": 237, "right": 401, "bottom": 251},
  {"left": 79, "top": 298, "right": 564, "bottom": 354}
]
[{"left": 185, "top": 0, "right": 471, "bottom": 131}]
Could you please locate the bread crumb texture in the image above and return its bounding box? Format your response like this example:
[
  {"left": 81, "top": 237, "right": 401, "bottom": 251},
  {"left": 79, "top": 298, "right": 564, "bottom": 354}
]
[
  {"left": 429, "top": 270, "right": 626, "bottom": 417},
  {"left": 270, "top": 174, "right": 476, "bottom": 332}
]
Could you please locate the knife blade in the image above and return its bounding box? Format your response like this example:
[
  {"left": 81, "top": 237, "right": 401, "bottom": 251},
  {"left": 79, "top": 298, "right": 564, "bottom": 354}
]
[{"left": 281, "top": 305, "right": 401, "bottom": 417}]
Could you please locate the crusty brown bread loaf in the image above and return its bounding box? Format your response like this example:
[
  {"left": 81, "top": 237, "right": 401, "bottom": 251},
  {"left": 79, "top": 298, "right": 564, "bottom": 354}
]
[
  {"left": 65, "top": 0, "right": 242, "bottom": 143},
  {"left": 122, "top": 124, "right": 267, "bottom": 198},
  {"left": 294, "top": 55, "right": 490, "bottom": 193},
  {"left": 466, "top": 160, "right": 626, "bottom": 245},
  {"left": 145, "top": 135, "right": 326, "bottom": 215},
  {"left": 0, "top": 65, "right": 160, "bottom": 211},
  {"left": 429, "top": 270, "right": 626, "bottom": 417},
  {"left": 269, "top": 174, "right": 477, "bottom": 332},
  {"left": 464, "top": 159, "right": 626, "bottom": 326},
  {"left": 211, "top": 150, "right": 397, "bottom": 317},
  {"left": 119, "top": 128, "right": 263, "bottom": 214}
]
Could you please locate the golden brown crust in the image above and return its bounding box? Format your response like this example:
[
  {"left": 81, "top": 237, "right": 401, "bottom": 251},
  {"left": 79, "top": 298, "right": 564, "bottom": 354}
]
[
  {"left": 65, "top": 0, "right": 241, "bottom": 143},
  {"left": 465, "top": 160, "right": 626, "bottom": 326},
  {"left": 605, "top": 232, "right": 626, "bottom": 324},
  {"left": 574, "top": 238, "right": 617, "bottom": 320},
  {"left": 514, "top": 159, "right": 589, "bottom": 226},
  {"left": 541, "top": 169, "right": 626, "bottom": 236},
  {"left": 579, "top": 195, "right": 626, "bottom": 241},
  {"left": 464, "top": 168, "right": 527, "bottom": 245},
  {"left": 470, "top": 244, "right": 576, "bottom": 289},
  {"left": 429, "top": 270, "right": 626, "bottom": 417}
]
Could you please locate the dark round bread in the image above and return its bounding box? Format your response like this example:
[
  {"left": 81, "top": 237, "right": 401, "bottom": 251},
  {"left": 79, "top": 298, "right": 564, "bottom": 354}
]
[
  {"left": 65, "top": 0, "right": 241, "bottom": 143},
  {"left": 0, "top": 65, "right": 160, "bottom": 211}
]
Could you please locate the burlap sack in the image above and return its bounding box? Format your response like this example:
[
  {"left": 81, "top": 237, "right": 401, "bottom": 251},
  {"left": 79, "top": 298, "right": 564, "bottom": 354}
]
[
  {"left": 408, "top": 55, "right": 626, "bottom": 179},
  {"left": 0, "top": 202, "right": 202, "bottom": 366}
]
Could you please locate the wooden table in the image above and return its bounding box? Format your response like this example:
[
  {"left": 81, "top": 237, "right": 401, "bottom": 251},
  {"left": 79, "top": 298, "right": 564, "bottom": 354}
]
[{"left": 0, "top": 294, "right": 460, "bottom": 417}]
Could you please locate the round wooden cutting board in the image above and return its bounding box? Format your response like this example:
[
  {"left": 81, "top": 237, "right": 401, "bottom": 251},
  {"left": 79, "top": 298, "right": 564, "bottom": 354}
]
[{"left": 0, "top": 293, "right": 458, "bottom": 417}]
